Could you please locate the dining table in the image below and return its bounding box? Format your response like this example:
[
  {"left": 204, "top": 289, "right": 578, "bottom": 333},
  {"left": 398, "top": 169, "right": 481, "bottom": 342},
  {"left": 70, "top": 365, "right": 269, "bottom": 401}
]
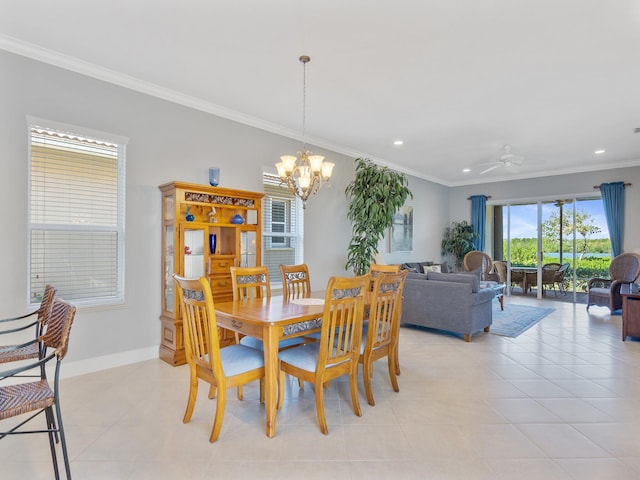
[
  {"left": 509, "top": 266, "right": 538, "bottom": 294},
  {"left": 214, "top": 294, "right": 325, "bottom": 438}
]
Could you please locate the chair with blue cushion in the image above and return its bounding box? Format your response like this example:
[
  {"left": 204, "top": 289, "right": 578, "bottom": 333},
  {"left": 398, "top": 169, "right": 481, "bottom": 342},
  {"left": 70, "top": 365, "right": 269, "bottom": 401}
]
[
  {"left": 278, "top": 274, "right": 370, "bottom": 434},
  {"left": 359, "top": 270, "right": 408, "bottom": 406},
  {"left": 173, "top": 274, "right": 281, "bottom": 442},
  {"left": 280, "top": 263, "right": 312, "bottom": 300}
]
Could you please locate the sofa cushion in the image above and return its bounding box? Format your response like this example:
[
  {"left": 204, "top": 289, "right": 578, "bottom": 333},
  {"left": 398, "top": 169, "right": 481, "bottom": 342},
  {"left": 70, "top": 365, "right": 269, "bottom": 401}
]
[
  {"left": 402, "top": 262, "right": 424, "bottom": 273},
  {"left": 402, "top": 261, "right": 449, "bottom": 274},
  {"left": 426, "top": 271, "right": 480, "bottom": 293}
]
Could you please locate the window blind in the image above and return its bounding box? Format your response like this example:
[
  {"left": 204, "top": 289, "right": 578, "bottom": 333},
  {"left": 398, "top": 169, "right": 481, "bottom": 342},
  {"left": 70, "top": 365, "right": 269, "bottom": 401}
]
[
  {"left": 29, "top": 123, "right": 126, "bottom": 306},
  {"left": 263, "top": 174, "right": 303, "bottom": 286}
]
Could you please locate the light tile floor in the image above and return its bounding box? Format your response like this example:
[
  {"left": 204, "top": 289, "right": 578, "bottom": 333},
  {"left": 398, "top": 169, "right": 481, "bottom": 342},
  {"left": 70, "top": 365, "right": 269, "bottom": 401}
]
[{"left": 3, "top": 295, "right": 640, "bottom": 479}]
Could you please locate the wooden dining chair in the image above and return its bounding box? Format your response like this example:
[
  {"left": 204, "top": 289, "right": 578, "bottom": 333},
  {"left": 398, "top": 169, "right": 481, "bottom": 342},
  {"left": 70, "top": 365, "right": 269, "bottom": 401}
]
[
  {"left": 173, "top": 274, "right": 281, "bottom": 442},
  {"left": 280, "top": 263, "right": 312, "bottom": 300},
  {"left": 278, "top": 274, "right": 370, "bottom": 434},
  {"left": 0, "top": 298, "right": 76, "bottom": 480},
  {"left": 0, "top": 284, "right": 57, "bottom": 366},
  {"left": 359, "top": 270, "right": 408, "bottom": 406},
  {"left": 369, "top": 264, "right": 402, "bottom": 275},
  {"left": 230, "top": 266, "right": 272, "bottom": 301}
]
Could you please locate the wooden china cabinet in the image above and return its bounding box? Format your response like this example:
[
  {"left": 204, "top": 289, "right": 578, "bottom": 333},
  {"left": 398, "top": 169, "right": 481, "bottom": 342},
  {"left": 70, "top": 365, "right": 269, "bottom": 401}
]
[{"left": 159, "top": 181, "right": 264, "bottom": 366}]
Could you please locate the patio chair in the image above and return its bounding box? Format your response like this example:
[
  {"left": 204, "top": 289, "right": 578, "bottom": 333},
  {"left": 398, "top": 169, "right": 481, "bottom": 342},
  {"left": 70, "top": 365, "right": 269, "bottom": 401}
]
[
  {"left": 463, "top": 251, "right": 499, "bottom": 282},
  {"left": 553, "top": 263, "right": 570, "bottom": 295},
  {"left": 541, "top": 263, "right": 562, "bottom": 296},
  {"left": 587, "top": 253, "right": 640, "bottom": 312}
]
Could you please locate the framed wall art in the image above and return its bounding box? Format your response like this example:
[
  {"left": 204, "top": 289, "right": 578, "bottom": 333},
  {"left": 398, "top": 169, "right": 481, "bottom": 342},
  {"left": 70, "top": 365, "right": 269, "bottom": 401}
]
[{"left": 389, "top": 205, "right": 413, "bottom": 252}]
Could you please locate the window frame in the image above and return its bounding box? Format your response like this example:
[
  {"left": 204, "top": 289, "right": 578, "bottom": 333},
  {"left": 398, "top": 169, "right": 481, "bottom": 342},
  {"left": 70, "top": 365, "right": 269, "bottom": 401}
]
[
  {"left": 262, "top": 173, "right": 304, "bottom": 288},
  {"left": 27, "top": 116, "right": 127, "bottom": 308}
]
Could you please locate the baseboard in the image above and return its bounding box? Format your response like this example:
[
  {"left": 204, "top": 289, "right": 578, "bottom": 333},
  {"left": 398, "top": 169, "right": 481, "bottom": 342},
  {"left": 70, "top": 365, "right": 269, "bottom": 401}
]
[{"left": 60, "top": 346, "right": 159, "bottom": 379}]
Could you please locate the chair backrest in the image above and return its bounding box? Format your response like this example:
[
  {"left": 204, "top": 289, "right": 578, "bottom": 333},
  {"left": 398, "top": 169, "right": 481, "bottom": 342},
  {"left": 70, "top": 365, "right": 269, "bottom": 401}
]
[
  {"left": 37, "top": 285, "right": 57, "bottom": 326},
  {"left": 41, "top": 298, "right": 76, "bottom": 360},
  {"left": 369, "top": 264, "right": 402, "bottom": 276},
  {"left": 280, "top": 264, "right": 311, "bottom": 300},
  {"left": 463, "top": 251, "right": 493, "bottom": 280},
  {"left": 492, "top": 261, "right": 507, "bottom": 283},
  {"left": 366, "top": 270, "right": 408, "bottom": 352},
  {"left": 542, "top": 263, "right": 562, "bottom": 283},
  {"left": 318, "top": 274, "right": 370, "bottom": 368},
  {"left": 555, "top": 262, "right": 570, "bottom": 281},
  {"left": 173, "top": 275, "right": 223, "bottom": 377},
  {"left": 230, "top": 266, "right": 271, "bottom": 301},
  {"left": 609, "top": 253, "right": 640, "bottom": 282}
]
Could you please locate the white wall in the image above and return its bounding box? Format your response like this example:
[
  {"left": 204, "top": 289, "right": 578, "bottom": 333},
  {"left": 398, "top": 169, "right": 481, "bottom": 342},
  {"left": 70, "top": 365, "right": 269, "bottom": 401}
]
[
  {"left": 0, "top": 50, "right": 448, "bottom": 373},
  {"left": 448, "top": 167, "right": 640, "bottom": 254}
]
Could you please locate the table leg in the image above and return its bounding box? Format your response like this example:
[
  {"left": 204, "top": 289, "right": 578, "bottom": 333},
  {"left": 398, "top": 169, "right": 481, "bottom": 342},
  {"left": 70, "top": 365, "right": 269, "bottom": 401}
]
[{"left": 263, "top": 325, "right": 279, "bottom": 438}]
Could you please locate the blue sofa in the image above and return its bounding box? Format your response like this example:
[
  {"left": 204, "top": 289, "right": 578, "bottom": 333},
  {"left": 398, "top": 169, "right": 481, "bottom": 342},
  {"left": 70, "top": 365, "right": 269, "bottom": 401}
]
[{"left": 400, "top": 271, "right": 495, "bottom": 341}]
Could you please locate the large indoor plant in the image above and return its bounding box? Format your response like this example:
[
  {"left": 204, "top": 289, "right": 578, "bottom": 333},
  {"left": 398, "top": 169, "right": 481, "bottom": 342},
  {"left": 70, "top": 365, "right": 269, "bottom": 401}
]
[
  {"left": 345, "top": 158, "right": 413, "bottom": 275},
  {"left": 441, "top": 220, "right": 478, "bottom": 271}
]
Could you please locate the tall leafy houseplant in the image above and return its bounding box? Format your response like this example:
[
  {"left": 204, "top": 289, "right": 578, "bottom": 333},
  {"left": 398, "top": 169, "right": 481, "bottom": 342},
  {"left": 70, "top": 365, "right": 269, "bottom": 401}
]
[
  {"left": 345, "top": 158, "right": 413, "bottom": 275},
  {"left": 441, "top": 220, "right": 478, "bottom": 271}
]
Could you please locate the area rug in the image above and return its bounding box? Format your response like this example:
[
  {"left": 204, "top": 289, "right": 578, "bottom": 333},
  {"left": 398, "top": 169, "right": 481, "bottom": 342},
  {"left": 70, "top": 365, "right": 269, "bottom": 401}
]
[{"left": 490, "top": 303, "right": 555, "bottom": 337}]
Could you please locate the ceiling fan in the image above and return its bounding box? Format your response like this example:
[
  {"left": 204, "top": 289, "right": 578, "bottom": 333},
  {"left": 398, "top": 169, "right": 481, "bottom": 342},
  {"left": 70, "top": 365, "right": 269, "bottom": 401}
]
[{"left": 479, "top": 145, "right": 524, "bottom": 175}]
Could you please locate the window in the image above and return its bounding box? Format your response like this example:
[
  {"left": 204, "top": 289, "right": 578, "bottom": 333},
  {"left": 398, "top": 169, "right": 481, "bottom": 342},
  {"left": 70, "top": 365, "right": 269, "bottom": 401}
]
[
  {"left": 28, "top": 117, "right": 127, "bottom": 307},
  {"left": 263, "top": 173, "right": 303, "bottom": 286}
]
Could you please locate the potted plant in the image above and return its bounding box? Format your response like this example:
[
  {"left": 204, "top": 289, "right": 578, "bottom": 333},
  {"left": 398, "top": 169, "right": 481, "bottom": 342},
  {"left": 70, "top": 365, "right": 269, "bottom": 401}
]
[
  {"left": 345, "top": 158, "right": 413, "bottom": 275},
  {"left": 441, "top": 220, "right": 478, "bottom": 271}
]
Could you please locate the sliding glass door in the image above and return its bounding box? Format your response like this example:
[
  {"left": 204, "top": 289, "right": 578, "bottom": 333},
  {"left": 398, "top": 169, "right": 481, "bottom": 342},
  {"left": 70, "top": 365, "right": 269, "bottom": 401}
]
[{"left": 493, "top": 196, "right": 610, "bottom": 302}]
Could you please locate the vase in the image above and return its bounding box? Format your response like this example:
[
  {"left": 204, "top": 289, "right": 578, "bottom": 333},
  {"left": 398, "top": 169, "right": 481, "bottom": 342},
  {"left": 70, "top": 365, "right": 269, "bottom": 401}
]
[
  {"left": 185, "top": 206, "right": 195, "bottom": 222},
  {"left": 209, "top": 234, "right": 217, "bottom": 255},
  {"left": 231, "top": 214, "right": 244, "bottom": 225},
  {"left": 209, "top": 167, "right": 220, "bottom": 187}
]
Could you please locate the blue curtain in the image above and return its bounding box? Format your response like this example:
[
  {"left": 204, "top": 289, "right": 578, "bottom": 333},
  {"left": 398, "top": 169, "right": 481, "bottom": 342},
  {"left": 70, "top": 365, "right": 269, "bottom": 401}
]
[
  {"left": 470, "top": 195, "right": 487, "bottom": 251},
  {"left": 600, "top": 182, "right": 625, "bottom": 257}
]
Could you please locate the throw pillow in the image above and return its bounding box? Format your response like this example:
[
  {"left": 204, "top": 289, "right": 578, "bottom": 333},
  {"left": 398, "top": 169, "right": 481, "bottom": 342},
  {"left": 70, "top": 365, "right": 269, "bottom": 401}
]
[{"left": 423, "top": 264, "right": 441, "bottom": 273}]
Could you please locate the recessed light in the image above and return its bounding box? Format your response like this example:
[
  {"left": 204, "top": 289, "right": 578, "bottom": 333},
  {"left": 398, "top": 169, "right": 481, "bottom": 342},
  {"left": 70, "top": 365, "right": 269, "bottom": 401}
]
[
  {"left": 462, "top": 168, "right": 471, "bottom": 173},
  {"left": 594, "top": 149, "right": 605, "bottom": 154},
  {"left": 393, "top": 140, "right": 404, "bottom": 146}
]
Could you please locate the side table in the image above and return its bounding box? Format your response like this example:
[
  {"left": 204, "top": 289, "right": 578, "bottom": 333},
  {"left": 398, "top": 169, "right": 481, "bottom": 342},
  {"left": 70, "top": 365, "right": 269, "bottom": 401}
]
[{"left": 621, "top": 285, "right": 640, "bottom": 341}]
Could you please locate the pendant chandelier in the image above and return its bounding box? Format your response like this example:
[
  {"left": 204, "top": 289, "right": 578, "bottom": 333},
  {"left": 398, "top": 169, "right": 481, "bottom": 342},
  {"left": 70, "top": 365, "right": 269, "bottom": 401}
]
[{"left": 275, "top": 55, "right": 334, "bottom": 209}]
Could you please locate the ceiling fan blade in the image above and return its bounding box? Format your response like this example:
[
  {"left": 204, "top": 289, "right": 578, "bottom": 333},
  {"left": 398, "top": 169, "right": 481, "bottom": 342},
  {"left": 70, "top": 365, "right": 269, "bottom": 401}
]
[{"left": 479, "top": 164, "right": 501, "bottom": 175}]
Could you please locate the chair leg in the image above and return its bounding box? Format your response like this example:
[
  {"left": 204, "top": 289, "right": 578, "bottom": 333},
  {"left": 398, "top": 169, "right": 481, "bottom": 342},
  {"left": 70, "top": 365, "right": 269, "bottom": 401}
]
[
  {"left": 314, "top": 379, "right": 328, "bottom": 435},
  {"left": 237, "top": 386, "right": 243, "bottom": 400},
  {"left": 277, "top": 370, "right": 285, "bottom": 411},
  {"left": 45, "top": 406, "right": 61, "bottom": 480},
  {"left": 183, "top": 372, "right": 199, "bottom": 423},
  {"left": 349, "top": 364, "right": 362, "bottom": 418},
  {"left": 209, "top": 387, "right": 227, "bottom": 442},
  {"left": 54, "top": 401, "right": 72, "bottom": 480},
  {"left": 363, "top": 359, "right": 376, "bottom": 407},
  {"left": 388, "top": 353, "right": 399, "bottom": 393}
]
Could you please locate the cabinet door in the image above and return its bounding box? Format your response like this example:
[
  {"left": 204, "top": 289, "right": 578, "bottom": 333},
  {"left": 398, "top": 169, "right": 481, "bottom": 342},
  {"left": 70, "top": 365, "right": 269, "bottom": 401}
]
[
  {"left": 182, "top": 226, "right": 206, "bottom": 278},
  {"left": 240, "top": 230, "right": 257, "bottom": 267},
  {"left": 164, "top": 225, "right": 175, "bottom": 313}
]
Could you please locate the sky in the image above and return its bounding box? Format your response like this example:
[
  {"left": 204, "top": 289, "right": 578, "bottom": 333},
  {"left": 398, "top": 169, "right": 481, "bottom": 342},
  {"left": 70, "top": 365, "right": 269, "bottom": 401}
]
[{"left": 504, "top": 198, "right": 609, "bottom": 239}]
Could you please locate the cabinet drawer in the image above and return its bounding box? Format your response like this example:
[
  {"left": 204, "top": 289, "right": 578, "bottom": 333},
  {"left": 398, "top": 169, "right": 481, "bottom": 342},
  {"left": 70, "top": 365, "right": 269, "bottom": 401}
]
[
  {"left": 210, "top": 275, "right": 233, "bottom": 293},
  {"left": 209, "top": 256, "right": 236, "bottom": 274}
]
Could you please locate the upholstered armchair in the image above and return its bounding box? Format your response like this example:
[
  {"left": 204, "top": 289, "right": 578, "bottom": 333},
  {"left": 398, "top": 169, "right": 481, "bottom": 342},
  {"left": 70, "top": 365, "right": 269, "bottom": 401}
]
[{"left": 587, "top": 253, "right": 640, "bottom": 312}]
